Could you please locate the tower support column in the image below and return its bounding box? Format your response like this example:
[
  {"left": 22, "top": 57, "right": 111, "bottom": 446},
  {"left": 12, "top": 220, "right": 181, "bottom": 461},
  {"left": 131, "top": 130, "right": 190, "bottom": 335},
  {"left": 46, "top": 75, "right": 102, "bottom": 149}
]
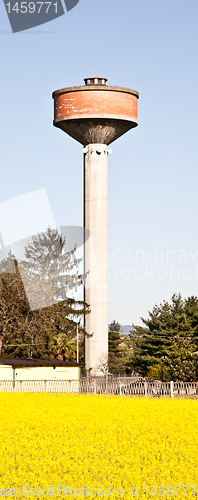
[{"left": 84, "top": 143, "right": 108, "bottom": 374}]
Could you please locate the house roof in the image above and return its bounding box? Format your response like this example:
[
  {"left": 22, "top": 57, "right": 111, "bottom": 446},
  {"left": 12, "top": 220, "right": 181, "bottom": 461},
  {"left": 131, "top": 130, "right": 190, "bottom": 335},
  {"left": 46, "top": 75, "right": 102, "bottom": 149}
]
[{"left": 0, "top": 358, "right": 80, "bottom": 367}]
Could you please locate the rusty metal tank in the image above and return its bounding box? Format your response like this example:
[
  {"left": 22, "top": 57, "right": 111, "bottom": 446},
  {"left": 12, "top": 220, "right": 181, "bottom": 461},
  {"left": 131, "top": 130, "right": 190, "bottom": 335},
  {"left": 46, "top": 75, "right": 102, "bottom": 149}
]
[{"left": 52, "top": 77, "right": 139, "bottom": 145}]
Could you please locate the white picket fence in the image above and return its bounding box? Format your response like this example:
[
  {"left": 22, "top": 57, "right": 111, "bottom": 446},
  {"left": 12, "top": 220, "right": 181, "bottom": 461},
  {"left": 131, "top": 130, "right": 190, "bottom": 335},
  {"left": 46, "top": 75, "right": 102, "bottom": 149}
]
[
  {"left": 0, "top": 379, "right": 80, "bottom": 393},
  {"left": 0, "top": 378, "right": 198, "bottom": 397}
]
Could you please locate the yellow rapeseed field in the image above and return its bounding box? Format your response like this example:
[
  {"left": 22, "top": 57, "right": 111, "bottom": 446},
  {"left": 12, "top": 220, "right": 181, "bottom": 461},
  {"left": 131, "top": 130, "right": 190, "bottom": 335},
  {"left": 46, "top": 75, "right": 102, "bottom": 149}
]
[{"left": 0, "top": 394, "right": 197, "bottom": 500}]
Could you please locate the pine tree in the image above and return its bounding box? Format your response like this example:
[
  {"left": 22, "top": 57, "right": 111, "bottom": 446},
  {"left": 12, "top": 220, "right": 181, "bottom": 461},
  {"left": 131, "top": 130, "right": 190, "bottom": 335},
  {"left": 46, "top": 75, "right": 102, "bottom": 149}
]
[
  {"left": 19, "top": 227, "right": 84, "bottom": 311},
  {"left": 0, "top": 228, "right": 89, "bottom": 360},
  {"left": 130, "top": 293, "right": 198, "bottom": 381},
  {"left": 108, "top": 320, "right": 123, "bottom": 374}
]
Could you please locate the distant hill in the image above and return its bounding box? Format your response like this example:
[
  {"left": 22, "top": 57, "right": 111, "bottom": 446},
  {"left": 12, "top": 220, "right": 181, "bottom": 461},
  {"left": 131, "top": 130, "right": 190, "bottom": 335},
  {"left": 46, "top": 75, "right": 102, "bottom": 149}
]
[
  {"left": 108, "top": 324, "right": 135, "bottom": 335},
  {"left": 120, "top": 325, "right": 134, "bottom": 335}
]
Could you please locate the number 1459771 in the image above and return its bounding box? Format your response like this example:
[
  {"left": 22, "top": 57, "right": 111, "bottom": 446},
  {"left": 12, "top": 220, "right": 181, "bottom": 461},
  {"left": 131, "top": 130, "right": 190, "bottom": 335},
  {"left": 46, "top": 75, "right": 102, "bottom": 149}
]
[
  {"left": 144, "top": 485, "right": 196, "bottom": 497},
  {"left": 6, "top": 2, "right": 58, "bottom": 14}
]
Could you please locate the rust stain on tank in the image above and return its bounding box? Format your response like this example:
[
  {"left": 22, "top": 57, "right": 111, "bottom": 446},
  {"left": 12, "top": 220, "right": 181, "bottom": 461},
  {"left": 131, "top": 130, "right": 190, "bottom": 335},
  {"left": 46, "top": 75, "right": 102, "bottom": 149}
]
[
  {"left": 54, "top": 90, "right": 138, "bottom": 122},
  {"left": 52, "top": 81, "right": 139, "bottom": 145}
]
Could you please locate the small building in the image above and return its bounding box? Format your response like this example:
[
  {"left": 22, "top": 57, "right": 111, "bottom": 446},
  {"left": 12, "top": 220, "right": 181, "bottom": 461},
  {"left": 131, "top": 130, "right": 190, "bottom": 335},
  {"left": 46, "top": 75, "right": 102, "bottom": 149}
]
[{"left": 0, "top": 358, "right": 80, "bottom": 381}]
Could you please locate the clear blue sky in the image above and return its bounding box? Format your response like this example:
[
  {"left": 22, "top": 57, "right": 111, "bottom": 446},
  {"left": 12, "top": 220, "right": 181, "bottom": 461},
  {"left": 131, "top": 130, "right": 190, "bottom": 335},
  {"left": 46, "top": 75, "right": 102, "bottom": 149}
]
[{"left": 0, "top": 0, "right": 198, "bottom": 326}]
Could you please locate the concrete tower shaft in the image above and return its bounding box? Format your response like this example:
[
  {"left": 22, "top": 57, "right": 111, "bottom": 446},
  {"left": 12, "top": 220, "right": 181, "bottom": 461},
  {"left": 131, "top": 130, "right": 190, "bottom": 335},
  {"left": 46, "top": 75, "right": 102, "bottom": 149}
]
[
  {"left": 84, "top": 144, "right": 108, "bottom": 371},
  {"left": 52, "top": 78, "right": 139, "bottom": 374}
]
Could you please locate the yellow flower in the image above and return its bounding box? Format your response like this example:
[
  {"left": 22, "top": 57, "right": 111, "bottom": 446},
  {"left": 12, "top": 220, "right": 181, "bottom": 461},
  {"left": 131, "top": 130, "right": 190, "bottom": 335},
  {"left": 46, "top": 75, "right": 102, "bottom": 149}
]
[{"left": 0, "top": 395, "right": 197, "bottom": 500}]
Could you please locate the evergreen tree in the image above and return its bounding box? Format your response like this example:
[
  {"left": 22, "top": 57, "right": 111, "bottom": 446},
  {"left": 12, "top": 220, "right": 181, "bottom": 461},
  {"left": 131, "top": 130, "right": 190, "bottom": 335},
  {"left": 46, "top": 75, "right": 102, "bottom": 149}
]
[
  {"left": 20, "top": 227, "right": 84, "bottom": 311},
  {"left": 130, "top": 293, "right": 198, "bottom": 381},
  {"left": 0, "top": 228, "right": 89, "bottom": 360},
  {"left": 108, "top": 320, "right": 123, "bottom": 374}
]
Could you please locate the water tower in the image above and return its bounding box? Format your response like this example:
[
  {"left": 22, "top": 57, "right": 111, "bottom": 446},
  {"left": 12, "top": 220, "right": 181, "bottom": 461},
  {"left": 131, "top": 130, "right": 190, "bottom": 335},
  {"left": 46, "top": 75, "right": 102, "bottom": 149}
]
[{"left": 52, "top": 78, "right": 139, "bottom": 374}]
